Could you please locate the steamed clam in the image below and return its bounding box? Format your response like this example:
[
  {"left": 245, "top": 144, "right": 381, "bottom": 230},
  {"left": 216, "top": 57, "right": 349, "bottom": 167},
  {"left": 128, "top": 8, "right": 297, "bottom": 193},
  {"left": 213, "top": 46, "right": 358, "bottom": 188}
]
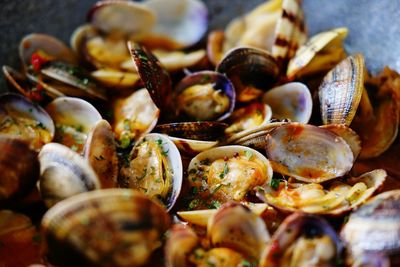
[
  {"left": 119, "top": 133, "right": 183, "bottom": 211},
  {"left": 175, "top": 71, "right": 235, "bottom": 121},
  {"left": 41, "top": 189, "right": 171, "bottom": 267}
]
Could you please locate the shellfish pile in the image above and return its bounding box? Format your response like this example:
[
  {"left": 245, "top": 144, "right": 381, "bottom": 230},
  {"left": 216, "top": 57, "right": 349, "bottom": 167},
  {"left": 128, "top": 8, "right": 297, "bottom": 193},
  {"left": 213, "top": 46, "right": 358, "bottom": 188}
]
[{"left": 1, "top": 0, "right": 400, "bottom": 266}]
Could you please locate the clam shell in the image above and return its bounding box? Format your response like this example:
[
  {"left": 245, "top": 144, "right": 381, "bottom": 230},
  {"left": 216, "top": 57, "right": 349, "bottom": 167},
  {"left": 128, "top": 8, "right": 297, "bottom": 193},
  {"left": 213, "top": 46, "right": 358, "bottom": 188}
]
[
  {"left": 142, "top": 0, "right": 208, "bottom": 49},
  {"left": 154, "top": 121, "right": 227, "bottom": 141},
  {"left": 341, "top": 190, "right": 400, "bottom": 261},
  {"left": 207, "top": 30, "right": 225, "bottom": 66},
  {"left": 0, "top": 136, "right": 40, "bottom": 203},
  {"left": 0, "top": 93, "right": 54, "bottom": 150},
  {"left": 175, "top": 70, "right": 235, "bottom": 121},
  {"left": 39, "top": 143, "right": 100, "bottom": 207},
  {"left": 41, "top": 189, "right": 170, "bottom": 267},
  {"left": 46, "top": 97, "right": 102, "bottom": 153},
  {"left": 83, "top": 119, "right": 118, "bottom": 189},
  {"left": 91, "top": 68, "right": 140, "bottom": 89},
  {"left": 319, "top": 54, "right": 365, "bottom": 126},
  {"left": 259, "top": 169, "right": 386, "bottom": 215},
  {"left": 2, "top": 65, "right": 35, "bottom": 99},
  {"left": 168, "top": 137, "right": 218, "bottom": 156},
  {"left": 87, "top": 0, "right": 156, "bottom": 36},
  {"left": 69, "top": 24, "right": 98, "bottom": 53},
  {"left": 128, "top": 42, "right": 173, "bottom": 116},
  {"left": 19, "top": 33, "right": 77, "bottom": 73},
  {"left": 119, "top": 133, "right": 183, "bottom": 211},
  {"left": 165, "top": 224, "right": 199, "bottom": 267},
  {"left": 207, "top": 202, "right": 270, "bottom": 259},
  {"left": 259, "top": 213, "right": 342, "bottom": 267},
  {"left": 187, "top": 145, "right": 273, "bottom": 205},
  {"left": 216, "top": 46, "right": 280, "bottom": 102},
  {"left": 263, "top": 82, "right": 312, "bottom": 123},
  {"left": 265, "top": 123, "right": 354, "bottom": 183},
  {"left": 287, "top": 27, "right": 348, "bottom": 79}
]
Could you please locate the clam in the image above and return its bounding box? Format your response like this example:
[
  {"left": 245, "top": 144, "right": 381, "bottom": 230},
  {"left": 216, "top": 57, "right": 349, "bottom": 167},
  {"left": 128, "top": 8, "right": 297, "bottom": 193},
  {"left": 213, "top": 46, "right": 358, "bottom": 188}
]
[
  {"left": 189, "top": 247, "right": 247, "bottom": 267},
  {"left": 265, "top": 123, "right": 354, "bottom": 183},
  {"left": 113, "top": 88, "right": 159, "bottom": 147},
  {"left": 263, "top": 82, "right": 312, "bottom": 123},
  {"left": 84, "top": 119, "right": 118, "bottom": 188},
  {"left": 319, "top": 54, "right": 365, "bottom": 126},
  {"left": 128, "top": 42, "right": 173, "bottom": 116},
  {"left": 70, "top": 24, "right": 98, "bottom": 54},
  {"left": 175, "top": 71, "right": 235, "bottom": 121},
  {"left": 217, "top": 47, "right": 280, "bottom": 102},
  {"left": 224, "top": 102, "right": 272, "bottom": 135},
  {"left": 46, "top": 96, "right": 102, "bottom": 153},
  {"left": 186, "top": 145, "right": 273, "bottom": 209},
  {"left": 41, "top": 189, "right": 171, "bottom": 267},
  {"left": 207, "top": 202, "right": 270, "bottom": 259},
  {"left": 142, "top": 0, "right": 208, "bottom": 50},
  {"left": 341, "top": 190, "right": 400, "bottom": 265},
  {"left": 207, "top": 30, "right": 225, "bottom": 66},
  {"left": 38, "top": 143, "right": 100, "bottom": 207},
  {"left": 87, "top": 0, "right": 156, "bottom": 36},
  {"left": 91, "top": 68, "right": 141, "bottom": 90},
  {"left": 0, "top": 136, "right": 40, "bottom": 204},
  {"left": 165, "top": 224, "right": 199, "bottom": 267},
  {"left": 0, "top": 210, "right": 42, "bottom": 266},
  {"left": 0, "top": 93, "right": 54, "bottom": 150},
  {"left": 119, "top": 133, "right": 183, "bottom": 211},
  {"left": 147, "top": 49, "right": 206, "bottom": 72},
  {"left": 154, "top": 121, "right": 226, "bottom": 155},
  {"left": 271, "top": 0, "right": 307, "bottom": 67},
  {"left": 259, "top": 213, "right": 342, "bottom": 267},
  {"left": 287, "top": 27, "right": 348, "bottom": 80},
  {"left": 259, "top": 169, "right": 386, "bottom": 215},
  {"left": 19, "top": 33, "right": 77, "bottom": 73},
  {"left": 351, "top": 67, "right": 400, "bottom": 159}
]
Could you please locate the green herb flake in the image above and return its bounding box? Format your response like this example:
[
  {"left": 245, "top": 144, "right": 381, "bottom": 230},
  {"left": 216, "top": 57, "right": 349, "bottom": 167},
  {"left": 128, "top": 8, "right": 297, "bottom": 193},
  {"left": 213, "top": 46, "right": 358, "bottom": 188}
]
[
  {"left": 240, "top": 260, "right": 255, "bottom": 267},
  {"left": 191, "top": 186, "right": 198, "bottom": 195},
  {"left": 70, "top": 145, "right": 78, "bottom": 152},
  {"left": 120, "top": 135, "right": 131, "bottom": 149},
  {"left": 188, "top": 199, "right": 200, "bottom": 210},
  {"left": 136, "top": 168, "right": 148, "bottom": 181},
  {"left": 36, "top": 122, "right": 46, "bottom": 129},
  {"left": 209, "top": 200, "right": 221, "bottom": 209},
  {"left": 270, "top": 177, "right": 281, "bottom": 190},
  {"left": 245, "top": 150, "right": 253, "bottom": 160},
  {"left": 200, "top": 158, "right": 211, "bottom": 165},
  {"left": 161, "top": 149, "right": 169, "bottom": 156},
  {"left": 211, "top": 184, "right": 223, "bottom": 195},
  {"left": 219, "top": 162, "right": 229, "bottom": 179},
  {"left": 75, "top": 124, "right": 84, "bottom": 132}
]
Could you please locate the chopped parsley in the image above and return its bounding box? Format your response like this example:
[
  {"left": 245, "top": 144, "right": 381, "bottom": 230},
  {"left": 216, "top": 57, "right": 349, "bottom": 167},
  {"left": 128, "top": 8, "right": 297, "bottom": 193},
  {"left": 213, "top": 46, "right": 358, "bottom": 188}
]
[
  {"left": 270, "top": 177, "right": 281, "bottom": 190},
  {"left": 245, "top": 150, "right": 253, "bottom": 160},
  {"left": 219, "top": 162, "right": 229, "bottom": 179}
]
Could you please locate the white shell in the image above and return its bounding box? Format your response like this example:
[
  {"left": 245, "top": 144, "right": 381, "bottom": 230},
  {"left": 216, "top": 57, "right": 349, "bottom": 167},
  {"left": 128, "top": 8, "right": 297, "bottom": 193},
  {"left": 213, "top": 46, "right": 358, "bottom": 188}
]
[{"left": 263, "top": 82, "right": 312, "bottom": 123}]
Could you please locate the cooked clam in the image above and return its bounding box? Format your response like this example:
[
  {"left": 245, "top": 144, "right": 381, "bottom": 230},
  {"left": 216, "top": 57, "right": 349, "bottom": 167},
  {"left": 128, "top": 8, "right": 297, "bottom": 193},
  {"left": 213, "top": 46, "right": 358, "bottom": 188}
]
[
  {"left": 41, "top": 189, "right": 171, "bottom": 267},
  {"left": 319, "top": 54, "right": 365, "bottom": 126},
  {"left": 175, "top": 71, "right": 235, "bottom": 121},
  {"left": 265, "top": 123, "right": 354, "bottom": 183},
  {"left": 0, "top": 93, "right": 54, "bottom": 150},
  {"left": 259, "top": 169, "right": 386, "bottom": 215},
  {"left": 263, "top": 82, "right": 312, "bottom": 123},
  {"left": 341, "top": 189, "right": 400, "bottom": 265},
  {"left": 217, "top": 47, "right": 280, "bottom": 102},
  {"left": 113, "top": 88, "right": 159, "bottom": 147},
  {"left": 39, "top": 142, "right": 100, "bottom": 207},
  {"left": 260, "top": 213, "right": 342, "bottom": 267},
  {"left": 46, "top": 96, "right": 102, "bottom": 153},
  {"left": 0, "top": 136, "right": 40, "bottom": 204},
  {"left": 142, "top": 0, "right": 208, "bottom": 50},
  {"left": 189, "top": 247, "right": 246, "bottom": 267},
  {"left": 84, "top": 119, "right": 118, "bottom": 188},
  {"left": 186, "top": 145, "right": 273, "bottom": 209},
  {"left": 119, "top": 133, "right": 183, "bottom": 211},
  {"left": 207, "top": 202, "right": 270, "bottom": 259}
]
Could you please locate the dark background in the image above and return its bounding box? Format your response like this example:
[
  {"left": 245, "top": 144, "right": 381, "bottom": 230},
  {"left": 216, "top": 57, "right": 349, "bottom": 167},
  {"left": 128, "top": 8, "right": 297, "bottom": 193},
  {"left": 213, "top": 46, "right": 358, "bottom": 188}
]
[{"left": 1, "top": 0, "right": 399, "bottom": 90}]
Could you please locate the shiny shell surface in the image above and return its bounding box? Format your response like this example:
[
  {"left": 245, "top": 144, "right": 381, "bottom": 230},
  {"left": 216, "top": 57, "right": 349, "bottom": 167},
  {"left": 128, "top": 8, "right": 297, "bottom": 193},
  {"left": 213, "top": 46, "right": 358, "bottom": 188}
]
[{"left": 265, "top": 123, "right": 354, "bottom": 183}]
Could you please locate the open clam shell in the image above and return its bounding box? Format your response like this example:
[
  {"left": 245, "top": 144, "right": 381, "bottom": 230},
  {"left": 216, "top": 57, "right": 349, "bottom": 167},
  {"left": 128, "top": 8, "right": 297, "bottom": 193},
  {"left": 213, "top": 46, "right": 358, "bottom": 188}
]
[
  {"left": 319, "top": 54, "right": 365, "bottom": 126},
  {"left": 259, "top": 169, "right": 386, "bottom": 215},
  {"left": 46, "top": 96, "right": 102, "bottom": 153},
  {"left": 175, "top": 70, "right": 235, "bottom": 121},
  {"left": 113, "top": 88, "right": 159, "bottom": 146},
  {"left": 19, "top": 33, "right": 77, "bottom": 73},
  {"left": 263, "top": 82, "right": 312, "bottom": 123},
  {"left": 87, "top": 0, "right": 156, "bottom": 36},
  {"left": 0, "top": 93, "right": 54, "bottom": 150},
  {"left": 119, "top": 133, "right": 183, "bottom": 211},
  {"left": 265, "top": 123, "right": 354, "bottom": 183},
  {"left": 260, "top": 213, "right": 343, "bottom": 267},
  {"left": 2, "top": 65, "right": 39, "bottom": 99},
  {"left": 83, "top": 119, "right": 118, "bottom": 189},
  {"left": 207, "top": 202, "right": 270, "bottom": 259},
  {"left": 165, "top": 224, "right": 199, "bottom": 267},
  {"left": 41, "top": 189, "right": 171, "bottom": 267},
  {"left": 0, "top": 136, "right": 40, "bottom": 204},
  {"left": 341, "top": 189, "right": 400, "bottom": 264},
  {"left": 142, "top": 0, "right": 208, "bottom": 49},
  {"left": 38, "top": 143, "right": 100, "bottom": 208},
  {"left": 217, "top": 47, "right": 280, "bottom": 102},
  {"left": 186, "top": 145, "right": 273, "bottom": 208}
]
